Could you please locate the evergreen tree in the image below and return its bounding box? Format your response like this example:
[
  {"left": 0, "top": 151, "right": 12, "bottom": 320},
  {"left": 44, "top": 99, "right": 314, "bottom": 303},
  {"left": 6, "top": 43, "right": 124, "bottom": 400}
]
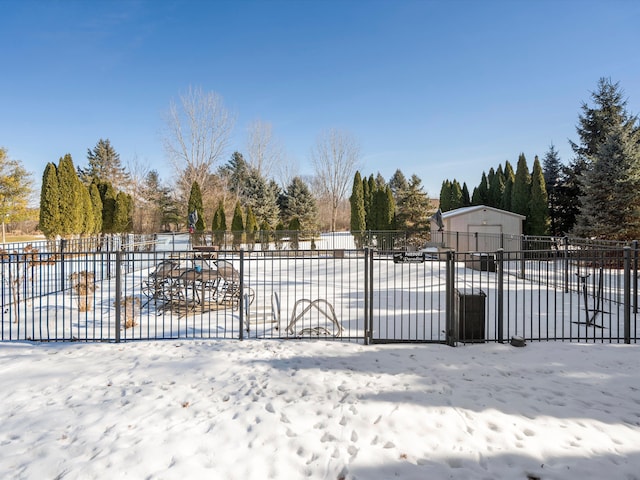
[
  {"left": 486, "top": 168, "right": 496, "bottom": 207},
  {"left": 568, "top": 78, "right": 639, "bottom": 234},
  {"left": 439, "top": 180, "right": 452, "bottom": 212},
  {"left": 474, "top": 172, "right": 489, "bottom": 205},
  {"left": 288, "top": 217, "right": 301, "bottom": 250},
  {"left": 349, "top": 171, "right": 366, "bottom": 247},
  {"left": 501, "top": 161, "right": 515, "bottom": 211},
  {"left": 371, "top": 185, "right": 393, "bottom": 230},
  {"left": 97, "top": 181, "right": 117, "bottom": 233},
  {"left": 89, "top": 183, "right": 103, "bottom": 234},
  {"left": 461, "top": 182, "right": 471, "bottom": 206},
  {"left": 112, "top": 191, "right": 130, "bottom": 232},
  {"left": 245, "top": 205, "right": 258, "bottom": 249},
  {"left": 57, "top": 154, "right": 83, "bottom": 236},
  {"left": 187, "top": 181, "right": 205, "bottom": 232},
  {"left": 231, "top": 201, "right": 244, "bottom": 249},
  {"left": 39, "top": 162, "right": 61, "bottom": 238},
  {"left": 79, "top": 139, "right": 130, "bottom": 191},
  {"left": 489, "top": 165, "right": 505, "bottom": 208},
  {"left": 211, "top": 200, "right": 227, "bottom": 246},
  {"left": 450, "top": 180, "right": 464, "bottom": 210},
  {"left": 573, "top": 123, "right": 640, "bottom": 240},
  {"left": 80, "top": 185, "right": 95, "bottom": 235},
  {"left": 243, "top": 170, "right": 280, "bottom": 228},
  {"left": 528, "top": 156, "right": 550, "bottom": 235},
  {"left": 388, "top": 169, "right": 408, "bottom": 199},
  {"left": 281, "top": 176, "right": 318, "bottom": 232},
  {"left": 542, "top": 144, "right": 568, "bottom": 235},
  {"left": 218, "top": 151, "right": 250, "bottom": 200},
  {"left": 511, "top": 154, "right": 531, "bottom": 219},
  {"left": 364, "top": 175, "right": 375, "bottom": 230},
  {"left": 395, "top": 174, "right": 429, "bottom": 233}
]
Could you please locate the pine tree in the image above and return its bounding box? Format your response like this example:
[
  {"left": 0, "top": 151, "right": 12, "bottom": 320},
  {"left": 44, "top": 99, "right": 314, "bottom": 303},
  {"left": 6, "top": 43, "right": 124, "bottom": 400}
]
[
  {"left": 79, "top": 139, "right": 130, "bottom": 191},
  {"left": 231, "top": 201, "right": 244, "bottom": 249},
  {"left": 395, "top": 174, "right": 429, "bottom": 233},
  {"left": 542, "top": 144, "right": 568, "bottom": 235},
  {"left": 281, "top": 177, "right": 318, "bottom": 232},
  {"left": 349, "top": 171, "right": 366, "bottom": 247},
  {"left": 243, "top": 171, "right": 280, "bottom": 229},
  {"left": 39, "top": 162, "right": 61, "bottom": 238},
  {"left": 528, "top": 156, "right": 550, "bottom": 235},
  {"left": 511, "top": 154, "right": 531, "bottom": 220},
  {"left": 388, "top": 169, "right": 408, "bottom": 199},
  {"left": 568, "top": 78, "right": 639, "bottom": 234},
  {"left": 573, "top": 123, "right": 640, "bottom": 240}
]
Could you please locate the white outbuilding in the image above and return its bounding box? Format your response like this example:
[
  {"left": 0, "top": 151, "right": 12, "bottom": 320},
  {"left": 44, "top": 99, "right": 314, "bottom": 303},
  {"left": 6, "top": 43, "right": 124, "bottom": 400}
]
[{"left": 430, "top": 205, "right": 525, "bottom": 252}]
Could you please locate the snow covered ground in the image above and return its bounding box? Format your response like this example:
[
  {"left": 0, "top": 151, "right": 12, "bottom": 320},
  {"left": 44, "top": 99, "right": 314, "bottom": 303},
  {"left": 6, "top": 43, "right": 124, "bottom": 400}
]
[{"left": 1, "top": 339, "right": 640, "bottom": 479}]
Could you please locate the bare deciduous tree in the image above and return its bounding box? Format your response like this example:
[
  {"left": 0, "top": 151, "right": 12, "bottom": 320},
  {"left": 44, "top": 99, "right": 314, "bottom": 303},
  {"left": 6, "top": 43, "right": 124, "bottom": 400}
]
[
  {"left": 246, "top": 119, "right": 282, "bottom": 179},
  {"left": 163, "top": 86, "right": 235, "bottom": 200},
  {"left": 310, "top": 129, "right": 361, "bottom": 231}
]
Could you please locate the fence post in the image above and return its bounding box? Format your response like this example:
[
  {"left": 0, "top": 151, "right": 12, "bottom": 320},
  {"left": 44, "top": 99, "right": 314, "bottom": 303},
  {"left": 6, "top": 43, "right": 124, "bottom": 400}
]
[
  {"left": 60, "top": 239, "right": 67, "bottom": 291},
  {"left": 115, "top": 250, "right": 122, "bottom": 343},
  {"left": 624, "top": 246, "right": 631, "bottom": 344},
  {"left": 564, "top": 236, "right": 569, "bottom": 293},
  {"left": 496, "top": 248, "right": 504, "bottom": 343},
  {"left": 239, "top": 249, "right": 245, "bottom": 340},
  {"left": 633, "top": 240, "right": 638, "bottom": 314},
  {"left": 445, "top": 250, "right": 456, "bottom": 346},
  {"left": 364, "top": 248, "right": 369, "bottom": 345}
]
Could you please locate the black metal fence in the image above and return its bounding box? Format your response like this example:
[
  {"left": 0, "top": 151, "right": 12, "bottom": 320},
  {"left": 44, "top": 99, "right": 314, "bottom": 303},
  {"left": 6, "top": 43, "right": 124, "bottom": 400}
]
[{"left": 1, "top": 233, "right": 638, "bottom": 344}]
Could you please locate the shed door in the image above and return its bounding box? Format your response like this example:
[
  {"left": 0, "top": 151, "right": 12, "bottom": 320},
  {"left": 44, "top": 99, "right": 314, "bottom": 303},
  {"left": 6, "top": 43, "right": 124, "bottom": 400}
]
[{"left": 467, "top": 224, "right": 501, "bottom": 252}]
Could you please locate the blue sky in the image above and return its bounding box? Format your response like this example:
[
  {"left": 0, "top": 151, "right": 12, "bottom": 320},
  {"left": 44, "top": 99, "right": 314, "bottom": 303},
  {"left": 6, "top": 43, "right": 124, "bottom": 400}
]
[{"left": 2, "top": 0, "right": 639, "bottom": 197}]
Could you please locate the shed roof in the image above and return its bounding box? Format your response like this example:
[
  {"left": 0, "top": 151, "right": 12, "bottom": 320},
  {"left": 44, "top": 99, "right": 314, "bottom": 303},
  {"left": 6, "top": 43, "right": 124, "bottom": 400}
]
[{"left": 440, "top": 205, "right": 526, "bottom": 220}]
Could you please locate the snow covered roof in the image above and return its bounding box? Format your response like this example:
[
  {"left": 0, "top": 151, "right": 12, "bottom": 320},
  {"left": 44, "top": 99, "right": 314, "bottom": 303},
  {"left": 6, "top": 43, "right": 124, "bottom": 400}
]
[{"left": 440, "top": 205, "right": 526, "bottom": 220}]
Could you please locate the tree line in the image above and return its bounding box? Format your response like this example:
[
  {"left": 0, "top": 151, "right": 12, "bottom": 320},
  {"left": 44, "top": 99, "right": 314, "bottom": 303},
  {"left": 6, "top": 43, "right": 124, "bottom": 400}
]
[
  {"left": 349, "top": 170, "right": 434, "bottom": 247},
  {"left": 439, "top": 78, "right": 640, "bottom": 241}
]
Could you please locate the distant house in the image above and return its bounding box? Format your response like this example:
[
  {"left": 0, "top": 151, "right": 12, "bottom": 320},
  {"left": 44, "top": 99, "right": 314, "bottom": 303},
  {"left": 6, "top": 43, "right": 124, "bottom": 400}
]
[{"left": 430, "top": 205, "right": 525, "bottom": 252}]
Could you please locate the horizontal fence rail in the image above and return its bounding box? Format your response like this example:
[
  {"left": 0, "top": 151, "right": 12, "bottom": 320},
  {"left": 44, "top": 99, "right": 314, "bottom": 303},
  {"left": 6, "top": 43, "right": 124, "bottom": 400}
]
[{"left": 1, "top": 232, "right": 639, "bottom": 344}]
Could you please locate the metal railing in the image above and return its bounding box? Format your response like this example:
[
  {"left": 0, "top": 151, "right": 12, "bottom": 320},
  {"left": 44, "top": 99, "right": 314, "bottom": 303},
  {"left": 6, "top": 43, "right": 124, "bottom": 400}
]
[{"left": 1, "top": 234, "right": 638, "bottom": 344}]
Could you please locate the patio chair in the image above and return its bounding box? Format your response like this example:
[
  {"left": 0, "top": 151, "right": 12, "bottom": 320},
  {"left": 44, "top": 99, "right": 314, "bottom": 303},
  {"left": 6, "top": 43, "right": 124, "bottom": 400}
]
[
  {"left": 141, "top": 259, "right": 181, "bottom": 306},
  {"left": 212, "top": 260, "right": 255, "bottom": 310}
]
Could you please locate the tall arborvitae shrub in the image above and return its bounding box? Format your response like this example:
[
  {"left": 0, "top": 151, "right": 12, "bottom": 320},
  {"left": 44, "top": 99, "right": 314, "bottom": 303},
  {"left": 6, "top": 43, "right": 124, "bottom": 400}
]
[
  {"left": 439, "top": 180, "right": 452, "bottom": 212},
  {"left": 187, "top": 181, "right": 205, "bottom": 232},
  {"left": 231, "top": 201, "right": 244, "bottom": 250},
  {"left": 288, "top": 217, "right": 301, "bottom": 250},
  {"left": 98, "top": 182, "right": 117, "bottom": 233},
  {"left": 350, "top": 172, "right": 366, "bottom": 248},
  {"left": 511, "top": 154, "right": 532, "bottom": 221},
  {"left": 211, "top": 200, "right": 226, "bottom": 247},
  {"left": 528, "top": 156, "right": 550, "bottom": 235},
  {"left": 57, "top": 154, "right": 83, "bottom": 237},
  {"left": 39, "top": 162, "right": 61, "bottom": 239},
  {"left": 89, "top": 183, "right": 103, "bottom": 234}
]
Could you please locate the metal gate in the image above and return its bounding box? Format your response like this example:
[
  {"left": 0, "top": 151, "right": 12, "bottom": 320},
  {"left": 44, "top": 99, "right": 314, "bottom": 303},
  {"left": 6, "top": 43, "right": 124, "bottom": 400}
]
[{"left": 365, "top": 249, "right": 454, "bottom": 344}]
